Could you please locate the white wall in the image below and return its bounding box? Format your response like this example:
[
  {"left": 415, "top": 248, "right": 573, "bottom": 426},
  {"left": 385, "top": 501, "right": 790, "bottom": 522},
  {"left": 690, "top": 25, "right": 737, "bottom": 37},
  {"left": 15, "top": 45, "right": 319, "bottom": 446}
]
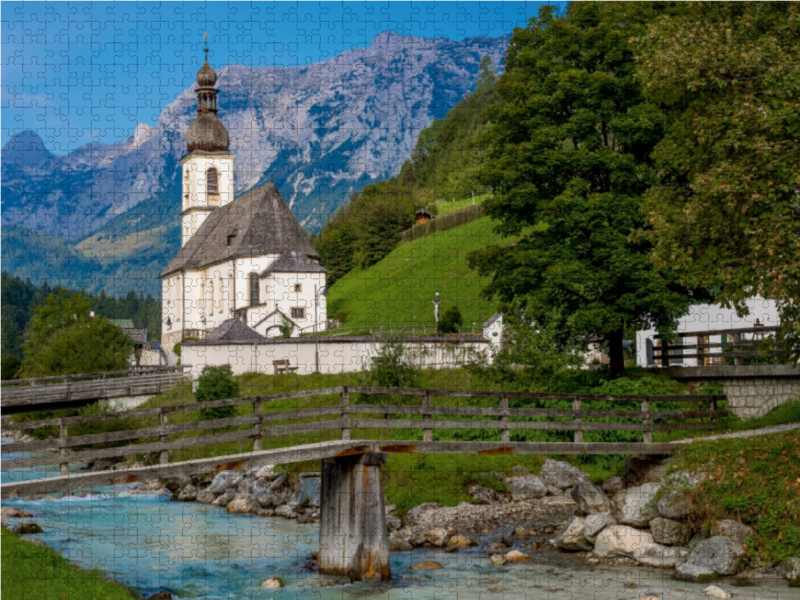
[
  {"left": 636, "top": 297, "right": 781, "bottom": 367},
  {"left": 181, "top": 338, "right": 491, "bottom": 379}
]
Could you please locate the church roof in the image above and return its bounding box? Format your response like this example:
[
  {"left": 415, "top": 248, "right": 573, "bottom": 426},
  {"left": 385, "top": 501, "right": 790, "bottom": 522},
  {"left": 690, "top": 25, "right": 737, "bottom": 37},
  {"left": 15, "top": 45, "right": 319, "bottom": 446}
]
[
  {"left": 161, "top": 182, "right": 318, "bottom": 277},
  {"left": 204, "top": 318, "right": 266, "bottom": 343},
  {"left": 261, "top": 250, "right": 327, "bottom": 277}
]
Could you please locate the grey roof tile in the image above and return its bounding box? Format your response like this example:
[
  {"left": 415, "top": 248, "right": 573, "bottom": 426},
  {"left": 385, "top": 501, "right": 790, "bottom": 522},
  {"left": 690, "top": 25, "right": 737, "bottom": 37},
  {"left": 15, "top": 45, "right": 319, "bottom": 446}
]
[
  {"left": 261, "top": 250, "right": 327, "bottom": 276},
  {"left": 204, "top": 319, "right": 266, "bottom": 343}
]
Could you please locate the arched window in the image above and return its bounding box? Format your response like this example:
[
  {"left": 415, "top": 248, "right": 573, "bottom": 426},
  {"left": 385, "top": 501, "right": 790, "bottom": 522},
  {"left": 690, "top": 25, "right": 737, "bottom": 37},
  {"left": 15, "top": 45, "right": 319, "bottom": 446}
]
[
  {"left": 206, "top": 167, "right": 219, "bottom": 194},
  {"left": 208, "top": 281, "right": 215, "bottom": 316},
  {"left": 249, "top": 273, "right": 260, "bottom": 307}
]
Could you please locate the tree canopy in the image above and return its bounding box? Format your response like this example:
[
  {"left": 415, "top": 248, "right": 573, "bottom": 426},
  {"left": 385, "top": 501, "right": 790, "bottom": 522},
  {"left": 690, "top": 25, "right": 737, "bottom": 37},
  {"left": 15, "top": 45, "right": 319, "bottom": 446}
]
[
  {"left": 20, "top": 290, "right": 134, "bottom": 377},
  {"left": 468, "top": 3, "right": 710, "bottom": 378}
]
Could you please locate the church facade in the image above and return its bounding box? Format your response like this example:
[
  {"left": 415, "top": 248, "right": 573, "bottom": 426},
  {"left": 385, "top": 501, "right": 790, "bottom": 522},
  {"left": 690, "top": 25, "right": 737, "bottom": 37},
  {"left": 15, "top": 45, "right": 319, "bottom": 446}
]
[{"left": 160, "top": 49, "right": 327, "bottom": 349}]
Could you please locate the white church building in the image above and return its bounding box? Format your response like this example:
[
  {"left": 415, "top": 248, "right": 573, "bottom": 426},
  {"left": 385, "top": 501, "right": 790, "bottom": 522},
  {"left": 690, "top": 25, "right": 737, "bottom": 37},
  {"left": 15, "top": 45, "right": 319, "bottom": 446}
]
[{"left": 160, "top": 48, "right": 327, "bottom": 350}]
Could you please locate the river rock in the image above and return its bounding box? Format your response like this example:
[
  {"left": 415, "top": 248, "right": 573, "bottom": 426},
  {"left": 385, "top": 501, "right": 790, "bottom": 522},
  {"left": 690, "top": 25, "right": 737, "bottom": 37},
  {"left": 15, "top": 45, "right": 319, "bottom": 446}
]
[
  {"left": 657, "top": 490, "right": 694, "bottom": 519},
  {"left": 613, "top": 483, "right": 660, "bottom": 527},
  {"left": 594, "top": 525, "right": 654, "bottom": 558},
  {"left": 602, "top": 477, "right": 625, "bottom": 495},
  {"left": 780, "top": 557, "right": 800, "bottom": 586},
  {"left": 711, "top": 520, "right": 753, "bottom": 546},
  {"left": 469, "top": 485, "right": 503, "bottom": 505},
  {"left": 12, "top": 522, "right": 43, "bottom": 535},
  {"left": 389, "top": 537, "right": 413, "bottom": 552},
  {"left": 255, "top": 465, "right": 276, "bottom": 479},
  {"left": 386, "top": 514, "right": 402, "bottom": 532},
  {"left": 555, "top": 516, "right": 592, "bottom": 551},
  {"left": 634, "top": 543, "right": 688, "bottom": 568},
  {"left": 145, "top": 593, "right": 174, "bottom": 600},
  {"left": 161, "top": 475, "right": 192, "bottom": 492},
  {"left": 212, "top": 492, "right": 235, "bottom": 507},
  {"left": 571, "top": 482, "right": 611, "bottom": 514},
  {"left": 584, "top": 512, "right": 617, "bottom": 543},
  {"left": 175, "top": 485, "right": 198, "bottom": 502},
  {"left": 275, "top": 504, "right": 298, "bottom": 519},
  {"left": 650, "top": 517, "right": 687, "bottom": 546},
  {"left": 260, "top": 577, "right": 283, "bottom": 589},
  {"left": 540, "top": 459, "right": 589, "bottom": 490},
  {"left": 505, "top": 550, "right": 530, "bottom": 562},
  {"left": 2, "top": 507, "right": 33, "bottom": 519},
  {"left": 209, "top": 470, "right": 243, "bottom": 494},
  {"left": 411, "top": 561, "right": 443, "bottom": 571},
  {"left": 406, "top": 502, "right": 444, "bottom": 528},
  {"left": 426, "top": 527, "right": 452, "bottom": 547},
  {"left": 227, "top": 494, "right": 260, "bottom": 514},
  {"left": 703, "top": 585, "right": 731, "bottom": 599},
  {"left": 675, "top": 562, "right": 718, "bottom": 582},
  {"left": 255, "top": 492, "right": 275, "bottom": 508},
  {"left": 506, "top": 475, "right": 547, "bottom": 500},
  {"left": 490, "top": 554, "right": 506, "bottom": 566},
  {"left": 684, "top": 536, "right": 745, "bottom": 576},
  {"left": 196, "top": 490, "right": 216, "bottom": 504},
  {"left": 447, "top": 534, "right": 476, "bottom": 549},
  {"left": 624, "top": 457, "right": 669, "bottom": 486}
]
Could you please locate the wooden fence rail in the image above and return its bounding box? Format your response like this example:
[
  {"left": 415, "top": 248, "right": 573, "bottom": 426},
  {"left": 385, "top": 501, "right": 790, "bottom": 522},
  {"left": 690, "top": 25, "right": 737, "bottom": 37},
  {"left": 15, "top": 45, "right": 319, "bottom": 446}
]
[{"left": 1, "top": 386, "right": 725, "bottom": 476}]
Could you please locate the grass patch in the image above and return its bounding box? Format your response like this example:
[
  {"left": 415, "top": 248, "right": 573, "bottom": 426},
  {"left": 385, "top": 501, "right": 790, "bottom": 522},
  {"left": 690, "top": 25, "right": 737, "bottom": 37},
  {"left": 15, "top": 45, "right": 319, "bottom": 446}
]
[
  {"left": 670, "top": 430, "right": 800, "bottom": 566},
  {"left": 1, "top": 527, "right": 138, "bottom": 599}
]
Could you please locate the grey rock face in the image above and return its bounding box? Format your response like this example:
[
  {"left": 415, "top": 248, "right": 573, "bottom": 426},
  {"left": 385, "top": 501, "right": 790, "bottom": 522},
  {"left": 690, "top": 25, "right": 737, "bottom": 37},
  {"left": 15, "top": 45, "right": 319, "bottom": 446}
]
[
  {"left": 684, "top": 536, "right": 746, "bottom": 576},
  {"left": 554, "top": 516, "right": 593, "bottom": 551},
  {"left": 612, "top": 483, "right": 661, "bottom": 527},
  {"left": 710, "top": 520, "right": 753, "bottom": 546},
  {"left": 650, "top": 517, "right": 687, "bottom": 546},
  {"left": 657, "top": 490, "right": 694, "bottom": 519},
  {"left": 209, "top": 470, "right": 243, "bottom": 494},
  {"left": 584, "top": 512, "right": 617, "bottom": 543},
  {"left": 540, "top": 459, "right": 589, "bottom": 490},
  {"left": 570, "top": 481, "right": 611, "bottom": 515},
  {"left": 506, "top": 475, "right": 547, "bottom": 500}
]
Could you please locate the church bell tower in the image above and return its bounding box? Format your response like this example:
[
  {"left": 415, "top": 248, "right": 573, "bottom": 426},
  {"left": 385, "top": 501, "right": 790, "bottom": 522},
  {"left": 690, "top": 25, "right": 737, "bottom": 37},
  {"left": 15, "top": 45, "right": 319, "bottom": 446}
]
[{"left": 180, "top": 38, "right": 235, "bottom": 247}]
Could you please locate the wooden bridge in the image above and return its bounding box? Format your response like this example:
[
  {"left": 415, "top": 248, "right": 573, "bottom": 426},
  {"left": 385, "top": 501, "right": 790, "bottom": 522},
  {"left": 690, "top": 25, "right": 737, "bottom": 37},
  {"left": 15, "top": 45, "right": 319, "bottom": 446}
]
[
  {"left": 0, "top": 366, "right": 189, "bottom": 414},
  {"left": 1, "top": 385, "right": 725, "bottom": 580}
]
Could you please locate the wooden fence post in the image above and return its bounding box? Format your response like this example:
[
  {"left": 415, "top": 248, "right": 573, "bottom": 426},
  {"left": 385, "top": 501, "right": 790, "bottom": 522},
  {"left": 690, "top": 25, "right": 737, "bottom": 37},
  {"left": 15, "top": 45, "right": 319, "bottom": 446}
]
[
  {"left": 159, "top": 408, "right": 169, "bottom": 465},
  {"left": 423, "top": 390, "right": 432, "bottom": 442},
  {"left": 59, "top": 419, "right": 69, "bottom": 477},
  {"left": 500, "top": 393, "right": 509, "bottom": 443},
  {"left": 253, "top": 396, "right": 263, "bottom": 451},
  {"left": 709, "top": 396, "right": 718, "bottom": 430},
  {"left": 341, "top": 386, "right": 350, "bottom": 441},
  {"left": 642, "top": 399, "right": 653, "bottom": 444},
  {"left": 573, "top": 397, "right": 583, "bottom": 444}
]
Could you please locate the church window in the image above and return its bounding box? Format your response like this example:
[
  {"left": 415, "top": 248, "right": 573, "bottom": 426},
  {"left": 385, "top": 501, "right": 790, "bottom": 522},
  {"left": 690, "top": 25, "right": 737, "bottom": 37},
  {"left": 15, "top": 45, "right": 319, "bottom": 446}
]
[
  {"left": 291, "top": 307, "right": 305, "bottom": 319},
  {"left": 249, "top": 273, "right": 260, "bottom": 306},
  {"left": 208, "top": 281, "right": 214, "bottom": 316},
  {"left": 294, "top": 284, "right": 302, "bottom": 293},
  {"left": 207, "top": 167, "right": 219, "bottom": 193}
]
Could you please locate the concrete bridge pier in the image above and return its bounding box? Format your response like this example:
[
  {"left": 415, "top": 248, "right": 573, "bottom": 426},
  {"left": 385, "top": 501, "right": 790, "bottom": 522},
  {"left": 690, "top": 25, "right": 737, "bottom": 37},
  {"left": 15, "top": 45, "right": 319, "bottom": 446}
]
[{"left": 319, "top": 452, "right": 391, "bottom": 581}]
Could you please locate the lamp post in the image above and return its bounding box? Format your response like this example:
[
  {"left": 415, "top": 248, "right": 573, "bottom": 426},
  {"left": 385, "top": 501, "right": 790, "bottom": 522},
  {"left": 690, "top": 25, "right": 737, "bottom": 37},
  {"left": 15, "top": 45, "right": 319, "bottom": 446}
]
[{"left": 314, "top": 285, "right": 328, "bottom": 373}]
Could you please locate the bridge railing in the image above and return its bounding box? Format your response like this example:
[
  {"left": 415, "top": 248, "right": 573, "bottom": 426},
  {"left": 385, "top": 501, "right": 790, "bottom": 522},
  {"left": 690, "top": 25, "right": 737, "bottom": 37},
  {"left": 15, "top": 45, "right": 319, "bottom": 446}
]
[{"left": 1, "top": 386, "right": 726, "bottom": 478}]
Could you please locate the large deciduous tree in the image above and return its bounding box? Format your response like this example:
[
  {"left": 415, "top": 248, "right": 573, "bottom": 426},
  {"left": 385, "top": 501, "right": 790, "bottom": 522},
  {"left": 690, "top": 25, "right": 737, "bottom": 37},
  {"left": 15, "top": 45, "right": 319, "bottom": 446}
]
[
  {"left": 636, "top": 3, "right": 800, "bottom": 356},
  {"left": 469, "top": 3, "right": 710, "bottom": 378},
  {"left": 21, "top": 290, "right": 134, "bottom": 377}
]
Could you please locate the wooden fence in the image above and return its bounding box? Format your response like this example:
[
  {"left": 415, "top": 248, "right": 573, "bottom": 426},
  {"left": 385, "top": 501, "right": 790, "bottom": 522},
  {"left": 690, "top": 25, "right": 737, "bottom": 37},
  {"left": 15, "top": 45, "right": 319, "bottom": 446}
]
[
  {"left": 653, "top": 325, "right": 781, "bottom": 367},
  {"left": 1, "top": 386, "right": 726, "bottom": 480}
]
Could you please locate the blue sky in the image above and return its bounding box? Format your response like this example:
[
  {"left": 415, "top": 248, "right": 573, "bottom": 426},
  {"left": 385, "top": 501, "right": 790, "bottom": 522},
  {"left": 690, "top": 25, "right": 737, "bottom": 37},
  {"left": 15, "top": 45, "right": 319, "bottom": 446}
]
[{"left": 1, "top": 1, "right": 561, "bottom": 154}]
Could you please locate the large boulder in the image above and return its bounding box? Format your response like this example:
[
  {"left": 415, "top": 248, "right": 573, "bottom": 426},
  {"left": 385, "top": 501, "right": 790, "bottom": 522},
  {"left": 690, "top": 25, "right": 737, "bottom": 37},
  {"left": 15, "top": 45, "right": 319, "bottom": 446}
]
[
  {"left": 469, "top": 485, "right": 503, "bottom": 505},
  {"left": 554, "top": 516, "right": 593, "bottom": 551},
  {"left": 675, "top": 562, "right": 718, "bottom": 582},
  {"left": 710, "top": 520, "right": 753, "bottom": 546},
  {"left": 209, "top": 470, "right": 243, "bottom": 494},
  {"left": 594, "top": 525, "right": 654, "bottom": 559},
  {"left": 540, "top": 459, "right": 589, "bottom": 490},
  {"left": 425, "top": 528, "right": 452, "bottom": 547},
  {"left": 650, "top": 517, "right": 688, "bottom": 546},
  {"left": 226, "top": 494, "right": 260, "bottom": 514},
  {"left": 683, "top": 536, "right": 746, "bottom": 576},
  {"left": 12, "top": 522, "right": 43, "bottom": 535},
  {"left": 570, "top": 482, "right": 611, "bottom": 515},
  {"left": 505, "top": 475, "right": 547, "bottom": 500},
  {"left": 780, "top": 557, "right": 800, "bottom": 587},
  {"left": 657, "top": 490, "right": 694, "bottom": 519},
  {"left": 196, "top": 489, "right": 216, "bottom": 504},
  {"left": 405, "top": 502, "right": 443, "bottom": 528},
  {"left": 612, "top": 483, "right": 660, "bottom": 527},
  {"left": 584, "top": 512, "right": 617, "bottom": 543}
]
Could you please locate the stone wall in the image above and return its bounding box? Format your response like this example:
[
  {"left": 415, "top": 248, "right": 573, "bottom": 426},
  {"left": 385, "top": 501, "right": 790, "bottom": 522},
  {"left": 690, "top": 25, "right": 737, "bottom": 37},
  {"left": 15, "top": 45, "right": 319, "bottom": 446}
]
[{"left": 662, "top": 365, "right": 800, "bottom": 419}]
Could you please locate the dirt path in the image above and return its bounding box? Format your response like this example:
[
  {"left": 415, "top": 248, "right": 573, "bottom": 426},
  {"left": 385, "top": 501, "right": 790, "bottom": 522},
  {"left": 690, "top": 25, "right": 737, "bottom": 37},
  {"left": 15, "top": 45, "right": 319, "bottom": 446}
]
[{"left": 672, "top": 421, "right": 800, "bottom": 445}]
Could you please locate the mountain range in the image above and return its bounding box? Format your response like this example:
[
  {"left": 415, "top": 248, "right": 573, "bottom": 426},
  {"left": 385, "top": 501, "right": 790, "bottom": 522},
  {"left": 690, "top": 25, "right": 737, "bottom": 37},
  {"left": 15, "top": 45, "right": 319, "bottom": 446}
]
[{"left": 1, "top": 32, "right": 508, "bottom": 296}]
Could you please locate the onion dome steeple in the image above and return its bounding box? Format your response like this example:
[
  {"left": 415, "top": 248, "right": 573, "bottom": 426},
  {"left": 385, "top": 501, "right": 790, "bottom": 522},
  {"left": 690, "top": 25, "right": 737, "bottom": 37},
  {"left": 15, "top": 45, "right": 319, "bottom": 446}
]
[{"left": 186, "top": 36, "right": 229, "bottom": 153}]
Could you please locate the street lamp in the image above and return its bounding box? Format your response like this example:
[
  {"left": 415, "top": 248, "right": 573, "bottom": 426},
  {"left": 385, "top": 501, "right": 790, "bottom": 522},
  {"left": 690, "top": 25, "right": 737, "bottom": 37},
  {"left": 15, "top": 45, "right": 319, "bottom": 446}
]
[{"left": 314, "top": 285, "right": 329, "bottom": 373}]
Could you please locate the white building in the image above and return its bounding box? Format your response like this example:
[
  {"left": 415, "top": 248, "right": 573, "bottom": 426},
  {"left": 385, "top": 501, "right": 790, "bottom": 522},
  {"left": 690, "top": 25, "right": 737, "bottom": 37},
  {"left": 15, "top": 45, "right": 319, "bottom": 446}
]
[{"left": 160, "top": 48, "right": 327, "bottom": 350}]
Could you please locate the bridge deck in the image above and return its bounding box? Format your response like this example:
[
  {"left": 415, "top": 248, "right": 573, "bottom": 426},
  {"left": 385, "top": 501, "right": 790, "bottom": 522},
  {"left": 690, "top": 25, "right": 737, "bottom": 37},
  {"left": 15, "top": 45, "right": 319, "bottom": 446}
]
[{"left": 0, "top": 439, "right": 679, "bottom": 498}]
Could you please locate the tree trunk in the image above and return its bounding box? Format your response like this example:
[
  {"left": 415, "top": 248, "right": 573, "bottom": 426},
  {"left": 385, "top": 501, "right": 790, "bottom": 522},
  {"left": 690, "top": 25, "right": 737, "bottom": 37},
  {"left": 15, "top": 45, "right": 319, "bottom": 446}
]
[{"left": 608, "top": 328, "right": 626, "bottom": 379}]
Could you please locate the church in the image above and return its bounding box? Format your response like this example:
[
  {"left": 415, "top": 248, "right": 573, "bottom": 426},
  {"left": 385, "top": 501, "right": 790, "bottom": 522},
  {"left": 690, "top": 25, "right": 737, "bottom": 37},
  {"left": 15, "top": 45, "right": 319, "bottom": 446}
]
[{"left": 160, "top": 48, "right": 327, "bottom": 350}]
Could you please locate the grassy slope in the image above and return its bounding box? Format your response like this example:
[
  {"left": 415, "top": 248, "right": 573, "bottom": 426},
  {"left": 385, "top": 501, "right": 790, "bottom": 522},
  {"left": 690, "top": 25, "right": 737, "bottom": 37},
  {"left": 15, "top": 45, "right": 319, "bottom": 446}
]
[
  {"left": 432, "top": 193, "right": 488, "bottom": 216},
  {"left": 326, "top": 217, "right": 506, "bottom": 329},
  {"left": 669, "top": 429, "right": 800, "bottom": 566},
  {"left": 1, "top": 527, "right": 138, "bottom": 600}
]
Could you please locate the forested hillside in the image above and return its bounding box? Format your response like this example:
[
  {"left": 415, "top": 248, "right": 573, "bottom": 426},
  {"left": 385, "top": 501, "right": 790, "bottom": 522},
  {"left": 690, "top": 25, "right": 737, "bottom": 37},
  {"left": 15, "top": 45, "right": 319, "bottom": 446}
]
[{"left": 315, "top": 57, "right": 501, "bottom": 284}]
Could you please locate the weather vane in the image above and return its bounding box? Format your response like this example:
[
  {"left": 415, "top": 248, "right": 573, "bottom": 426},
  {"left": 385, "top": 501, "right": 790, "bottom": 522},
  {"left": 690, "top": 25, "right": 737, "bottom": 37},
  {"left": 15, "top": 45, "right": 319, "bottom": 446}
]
[{"left": 204, "top": 32, "right": 209, "bottom": 54}]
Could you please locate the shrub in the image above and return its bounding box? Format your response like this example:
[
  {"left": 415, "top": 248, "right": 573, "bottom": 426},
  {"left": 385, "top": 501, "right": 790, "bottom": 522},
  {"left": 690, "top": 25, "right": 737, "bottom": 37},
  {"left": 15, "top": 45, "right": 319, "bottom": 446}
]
[
  {"left": 437, "top": 306, "right": 463, "bottom": 334},
  {"left": 358, "top": 336, "right": 419, "bottom": 405},
  {"left": 278, "top": 317, "right": 294, "bottom": 339},
  {"left": 195, "top": 365, "right": 239, "bottom": 420}
]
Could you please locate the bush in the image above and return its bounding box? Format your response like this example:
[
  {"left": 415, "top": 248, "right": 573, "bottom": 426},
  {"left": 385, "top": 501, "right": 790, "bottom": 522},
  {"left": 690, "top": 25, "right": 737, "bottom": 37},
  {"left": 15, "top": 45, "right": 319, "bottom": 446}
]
[
  {"left": 437, "top": 306, "right": 463, "bottom": 334},
  {"left": 358, "top": 336, "right": 419, "bottom": 404},
  {"left": 195, "top": 365, "right": 239, "bottom": 420}
]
